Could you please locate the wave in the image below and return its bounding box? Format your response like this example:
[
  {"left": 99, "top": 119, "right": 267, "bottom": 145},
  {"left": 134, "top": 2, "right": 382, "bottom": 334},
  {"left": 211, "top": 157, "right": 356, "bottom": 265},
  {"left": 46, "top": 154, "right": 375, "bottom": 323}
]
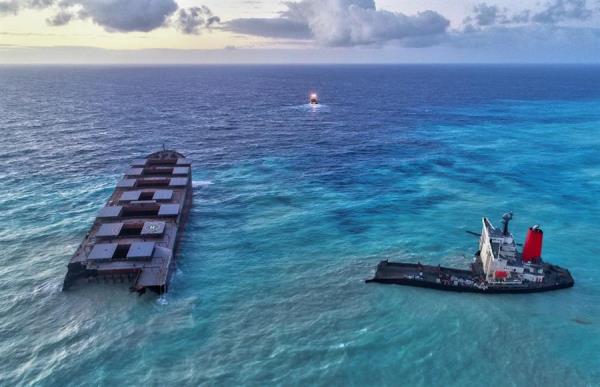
[
  {"left": 192, "top": 180, "right": 214, "bottom": 188},
  {"left": 280, "top": 104, "right": 331, "bottom": 113}
]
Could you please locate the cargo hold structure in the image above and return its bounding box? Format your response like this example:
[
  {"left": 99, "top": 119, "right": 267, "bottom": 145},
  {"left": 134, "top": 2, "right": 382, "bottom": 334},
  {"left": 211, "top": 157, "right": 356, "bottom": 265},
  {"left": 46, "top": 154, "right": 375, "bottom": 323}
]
[{"left": 63, "top": 150, "right": 192, "bottom": 294}]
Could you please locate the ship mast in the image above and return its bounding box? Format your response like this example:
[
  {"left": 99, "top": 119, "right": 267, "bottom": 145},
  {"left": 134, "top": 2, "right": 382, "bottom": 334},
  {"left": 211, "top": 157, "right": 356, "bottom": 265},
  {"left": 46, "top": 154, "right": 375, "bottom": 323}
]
[{"left": 502, "top": 212, "right": 513, "bottom": 236}]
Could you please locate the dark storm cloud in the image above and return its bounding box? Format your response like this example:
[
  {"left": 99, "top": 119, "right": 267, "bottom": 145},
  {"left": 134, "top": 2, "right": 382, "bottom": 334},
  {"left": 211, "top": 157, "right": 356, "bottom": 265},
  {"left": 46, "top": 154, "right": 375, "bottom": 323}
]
[
  {"left": 223, "top": 0, "right": 450, "bottom": 47},
  {"left": 175, "top": 6, "right": 220, "bottom": 35}
]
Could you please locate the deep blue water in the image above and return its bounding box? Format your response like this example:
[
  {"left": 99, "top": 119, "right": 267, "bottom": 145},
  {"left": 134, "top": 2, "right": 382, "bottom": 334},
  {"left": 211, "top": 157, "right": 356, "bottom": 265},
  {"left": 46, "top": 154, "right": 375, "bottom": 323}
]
[{"left": 1, "top": 65, "right": 599, "bottom": 386}]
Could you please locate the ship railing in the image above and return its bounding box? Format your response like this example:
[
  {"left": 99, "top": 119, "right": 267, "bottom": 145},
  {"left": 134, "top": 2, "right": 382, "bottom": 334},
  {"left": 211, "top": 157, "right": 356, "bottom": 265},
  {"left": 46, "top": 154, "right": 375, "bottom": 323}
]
[{"left": 488, "top": 278, "right": 522, "bottom": 285}]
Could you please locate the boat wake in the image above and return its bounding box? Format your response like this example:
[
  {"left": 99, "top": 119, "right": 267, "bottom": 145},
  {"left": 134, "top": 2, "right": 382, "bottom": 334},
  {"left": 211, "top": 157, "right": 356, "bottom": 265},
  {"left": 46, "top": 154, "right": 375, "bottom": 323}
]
[{"left": 282, "top": 104, "right": 331, "bottom": 113}]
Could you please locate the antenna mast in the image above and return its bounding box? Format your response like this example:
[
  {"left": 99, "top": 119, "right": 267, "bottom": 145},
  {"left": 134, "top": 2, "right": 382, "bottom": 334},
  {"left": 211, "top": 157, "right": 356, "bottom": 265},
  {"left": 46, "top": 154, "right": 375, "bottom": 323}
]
[{"left": 502, "top": 212, "right": 513, "bottom": 236}]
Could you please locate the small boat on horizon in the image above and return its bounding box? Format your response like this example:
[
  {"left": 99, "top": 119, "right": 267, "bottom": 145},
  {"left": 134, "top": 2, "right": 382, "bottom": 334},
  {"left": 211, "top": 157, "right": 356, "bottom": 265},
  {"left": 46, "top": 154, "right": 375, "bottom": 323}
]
[{"left": 309, "top": 93, "right": 318, "bottom": 105}]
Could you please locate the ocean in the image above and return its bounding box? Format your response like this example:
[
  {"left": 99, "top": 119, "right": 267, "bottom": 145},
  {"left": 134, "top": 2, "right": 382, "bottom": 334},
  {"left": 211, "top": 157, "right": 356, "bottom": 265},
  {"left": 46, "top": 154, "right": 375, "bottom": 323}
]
[{"left": 0, "top": 65, "right": 599, "bottom": 386}]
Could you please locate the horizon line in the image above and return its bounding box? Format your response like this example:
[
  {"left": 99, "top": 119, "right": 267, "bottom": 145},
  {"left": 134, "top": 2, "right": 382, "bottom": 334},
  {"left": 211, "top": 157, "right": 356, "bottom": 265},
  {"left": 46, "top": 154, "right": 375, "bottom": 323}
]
[{"left": 2, "top": 62, "right": 600, "bottom": 66}]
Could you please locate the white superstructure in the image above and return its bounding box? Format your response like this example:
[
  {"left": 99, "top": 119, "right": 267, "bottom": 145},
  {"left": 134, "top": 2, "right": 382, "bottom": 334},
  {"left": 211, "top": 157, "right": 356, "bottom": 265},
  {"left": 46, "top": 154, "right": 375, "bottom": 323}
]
[{"left": 478, "top": 213, "right": 544, "bottom": 284}]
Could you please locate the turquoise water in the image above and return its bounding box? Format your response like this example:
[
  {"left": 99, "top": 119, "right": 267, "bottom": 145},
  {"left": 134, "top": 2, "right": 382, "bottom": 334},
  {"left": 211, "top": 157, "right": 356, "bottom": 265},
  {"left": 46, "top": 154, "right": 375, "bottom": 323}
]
[{"left": 0, "top": 65, "right": 599, "bottom": 386}]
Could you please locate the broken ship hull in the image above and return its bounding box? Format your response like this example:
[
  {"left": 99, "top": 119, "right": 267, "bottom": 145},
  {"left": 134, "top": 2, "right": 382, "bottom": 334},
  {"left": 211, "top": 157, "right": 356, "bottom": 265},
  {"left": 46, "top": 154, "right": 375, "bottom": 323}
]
[
  {"left": 63, "top": 150, "right": 192, "bottom": 294},
  {"left": 366, "top": 260, "right": 574, "bottom": 294}
]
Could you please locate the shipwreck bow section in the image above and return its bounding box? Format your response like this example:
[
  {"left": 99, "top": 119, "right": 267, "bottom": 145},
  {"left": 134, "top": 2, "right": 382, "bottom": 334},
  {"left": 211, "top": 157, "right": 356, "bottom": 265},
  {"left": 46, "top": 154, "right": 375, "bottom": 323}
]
[{"left": 63, "top": 150, "right": 192, "bottom": 294}]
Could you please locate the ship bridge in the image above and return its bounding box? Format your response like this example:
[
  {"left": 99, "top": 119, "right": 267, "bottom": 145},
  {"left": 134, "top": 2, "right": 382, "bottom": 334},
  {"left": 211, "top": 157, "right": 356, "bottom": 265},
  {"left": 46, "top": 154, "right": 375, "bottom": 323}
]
[{"left": 479, "top": 214, "right": 523, "bottom": 283}]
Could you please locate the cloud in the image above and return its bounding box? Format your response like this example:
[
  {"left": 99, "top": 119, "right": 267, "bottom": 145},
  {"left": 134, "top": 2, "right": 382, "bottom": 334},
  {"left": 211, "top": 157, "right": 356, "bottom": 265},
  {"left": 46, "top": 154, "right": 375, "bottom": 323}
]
[
  {"left": 4, "top": 0, "right": 220, "bottom": 34},
  {"left": 465, "top": 3, "right": 533, "bottom": 26},
  {"left": 465, "top": 3, "right": 510, "bottom": 26},
  {"left": 452, "top": 0, "right": 600, "bottom": 60},
  {"left": 175, "top": 6, "right": 220, "bottom": 35},
  {"left": 1, "top": 0, "right": 57, "bottom": 15},
  {"left": 3, "top": 0, "right": 599, "bottom": 57},
  {"left": 47, "top": 10, "right": 73, "bottom": 26},
  {"left": 66, "top": 0, "right": 178, "bottom": 32},
  {"left": 464, "top": 0, "right": 598, "bottom": 28},
  {"left": 29, "top": 0, "right": 53, "bottom": 7},
  {"left": 0, "top": 0, "right": 20, "bottom": 14},
  {"left": 452, "top": 23, "right": 600, "bottom": 52},
  {"left": 224, "top": 0, "right": 450, "bottom": 47},
  {"left": 225, "top": 18, "right": 312, "bottom": 39},
  {"left": 532, "top": 0, "right": 594, "bottom": 23}
]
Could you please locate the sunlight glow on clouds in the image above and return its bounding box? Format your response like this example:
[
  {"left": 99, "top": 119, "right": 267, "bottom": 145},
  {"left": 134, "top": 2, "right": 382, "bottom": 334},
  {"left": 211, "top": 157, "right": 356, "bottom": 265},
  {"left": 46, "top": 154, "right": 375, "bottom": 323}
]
[{"left": 0, "top": 0, "right": 599, "bottom": 62}]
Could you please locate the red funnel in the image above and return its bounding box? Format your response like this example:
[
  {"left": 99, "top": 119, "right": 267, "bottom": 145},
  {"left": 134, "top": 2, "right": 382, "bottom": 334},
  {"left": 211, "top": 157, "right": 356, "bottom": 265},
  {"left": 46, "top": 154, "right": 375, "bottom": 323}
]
[{"left": 522, "top": 226, "right": 543, "bottom": 262}]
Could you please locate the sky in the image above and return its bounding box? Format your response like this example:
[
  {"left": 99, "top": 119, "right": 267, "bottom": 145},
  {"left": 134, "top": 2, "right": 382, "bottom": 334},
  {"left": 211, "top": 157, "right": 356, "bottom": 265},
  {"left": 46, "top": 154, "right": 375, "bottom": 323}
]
[{"left": 0, "top": 0, "right": 599, "bottom": 63}]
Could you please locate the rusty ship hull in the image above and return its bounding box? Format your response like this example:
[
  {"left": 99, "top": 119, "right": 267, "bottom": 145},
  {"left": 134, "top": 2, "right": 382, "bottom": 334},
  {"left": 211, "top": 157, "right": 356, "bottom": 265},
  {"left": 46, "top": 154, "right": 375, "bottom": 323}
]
[{"left": 63, "top": 150, "right": 192, "bottom": 294}]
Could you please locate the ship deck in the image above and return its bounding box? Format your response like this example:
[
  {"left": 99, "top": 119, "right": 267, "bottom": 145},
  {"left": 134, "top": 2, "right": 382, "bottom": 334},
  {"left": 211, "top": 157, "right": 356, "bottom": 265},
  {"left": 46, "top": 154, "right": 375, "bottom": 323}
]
[
  {"left": 63, "top": 150, "right": 192, "bottom": 294},
  {"left": 366, "top": 259, "right": 574, "bottom": 294}
]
